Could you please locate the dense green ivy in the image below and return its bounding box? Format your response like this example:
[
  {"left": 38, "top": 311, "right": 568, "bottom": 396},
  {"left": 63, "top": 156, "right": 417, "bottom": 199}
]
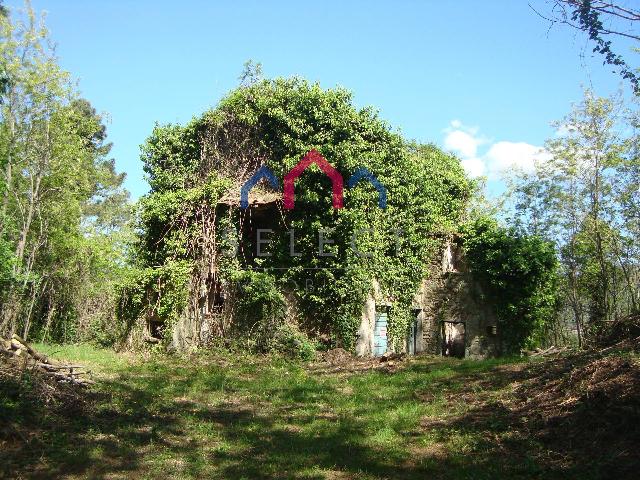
[
  {"left": 116, "top": 260, "right": 192, "bottom": 341},
  {"left": 129, "top": 77, "right": 472, "bottom": 351},
  {"left": 117, "top": 178, "right": 230, "bottom": 344},
  {"left": 460, "top": 217, "right": 560, "bottom": 353}
]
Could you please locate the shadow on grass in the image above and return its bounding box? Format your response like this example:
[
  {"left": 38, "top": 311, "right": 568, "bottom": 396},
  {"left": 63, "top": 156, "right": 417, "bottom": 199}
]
[
  {"left": 2, "top": 361, "right": 432, "bottom": 479},
  {"left": 3, "top": 354, "right": 635, "bottom": 479},
  {"left": 407, "top": 355, "right": 640, "bottom": 480}
]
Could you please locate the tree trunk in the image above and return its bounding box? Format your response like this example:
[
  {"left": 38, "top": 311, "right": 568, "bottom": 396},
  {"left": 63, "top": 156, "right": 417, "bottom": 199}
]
[{"left": 0, "top": 95, "right": 16, "bottom": 235}]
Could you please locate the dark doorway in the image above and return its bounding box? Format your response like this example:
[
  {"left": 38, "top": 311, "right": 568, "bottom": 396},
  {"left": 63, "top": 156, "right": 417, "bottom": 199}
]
[
  {"left": 148, "top": 318, "right": 163, "bottom": 340},
  {"left": 407, "top": 308, "right": 421, "bottom": 355},
  {"left": 442, "top": 321, "right": 465, "bottom": 358},
  {"left": 407, "top": 318, "right": 418, "bottom": 355}
]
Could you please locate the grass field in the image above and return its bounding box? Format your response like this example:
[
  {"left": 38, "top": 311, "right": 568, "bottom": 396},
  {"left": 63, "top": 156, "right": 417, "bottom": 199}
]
[{"left": 1, "top": 345, "right": 637, "bottom": 480}]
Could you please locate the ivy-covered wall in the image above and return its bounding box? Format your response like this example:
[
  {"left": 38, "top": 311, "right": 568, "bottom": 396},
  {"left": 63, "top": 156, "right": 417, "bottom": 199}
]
[
  {"left": 119, "top": 77, "right": 473, "bottom": 353},
  {"left": 415, "top": 240, "right": 501, "bottom": 359}
]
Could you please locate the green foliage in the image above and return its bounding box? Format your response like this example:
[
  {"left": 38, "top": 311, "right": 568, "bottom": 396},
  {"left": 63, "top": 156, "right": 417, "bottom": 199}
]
[
  {"left": 0, "top": 5, "right": 130, "bottom": 342},
  {"left": 231, "top": 270, "right": 286, "bottom": 331},
  {"left": 133, "top": 76, "right": 472, "bottom": 350},
  {"left": 228, "top": 270, "right": 316, "bottom": 359},
  {"left": 268, "top": 323, "right": 317, "bottom": 360},
  {"left": 116, "top": 260, "right": 193, "bottom": 343},
  {"left": 509, "top": 91, "right": 640, "bottom": 346},
  {"left": 461, "top": 217, "right": 559, "bottom": 353},
  {"left": 136, "top": 176, "right": 230, "bottom": 265},
  {"left": 0, "top": 235, "right": 13, "bottom": 284}
]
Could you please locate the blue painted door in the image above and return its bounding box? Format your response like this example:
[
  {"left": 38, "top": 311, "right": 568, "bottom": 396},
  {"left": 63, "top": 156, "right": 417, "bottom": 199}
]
[{"left": 374, "top": 312, "right": 388, "bottom": 356}]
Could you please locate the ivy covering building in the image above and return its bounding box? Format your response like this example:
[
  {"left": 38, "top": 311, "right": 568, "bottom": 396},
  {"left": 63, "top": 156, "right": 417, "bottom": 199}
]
[{"left": 119, "top": 77, "right": 557, "bottom": 358}]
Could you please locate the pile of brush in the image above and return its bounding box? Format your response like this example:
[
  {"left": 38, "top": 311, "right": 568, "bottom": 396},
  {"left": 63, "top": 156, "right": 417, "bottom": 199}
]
[{"left": 0, "top": 334, "right": 94, "bottom": 387}]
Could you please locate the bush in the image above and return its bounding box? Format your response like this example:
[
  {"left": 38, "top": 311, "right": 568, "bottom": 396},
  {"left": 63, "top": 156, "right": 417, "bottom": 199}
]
[
  {"left": 268, "top": 323, "right": 317, "bottom": 360},
  {"left": 461, "top": 217, "right": 559, "bottom": 353}
]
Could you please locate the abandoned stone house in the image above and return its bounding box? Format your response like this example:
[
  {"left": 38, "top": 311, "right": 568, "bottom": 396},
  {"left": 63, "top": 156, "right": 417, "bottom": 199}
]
[
  {"left": 355, "top": 239, "right": 500, "bottom": 360},
  {"left": 150, "top": 170, "right": 500, "bottom": 359},
  {"left": 157, "top": 200, "right": 501, "bottom": 360},
  {"left": 148, "top": 182, "right": 501, "bottom": 359}
]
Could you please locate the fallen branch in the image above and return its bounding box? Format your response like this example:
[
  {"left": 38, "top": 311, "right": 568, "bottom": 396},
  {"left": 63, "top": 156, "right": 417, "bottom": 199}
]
[
  {"left": 1, "top": 335, "right": 94, "bottom": 388},
  {"left": 11, "top": 334, "right": 51, "bottom": 364},
  {"left": 526, "top": 345, "right": 570, "bottom": 358}
]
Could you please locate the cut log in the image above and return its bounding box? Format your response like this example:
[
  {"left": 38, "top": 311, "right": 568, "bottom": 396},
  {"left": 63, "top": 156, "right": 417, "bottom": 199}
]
[
  {"left": 37, "top": 363, "right": 86, "bottom": 371},
  {"left": 531, "top": 346, "right": 556, "bottom": 357},
  {"left": 11, "top": 334, "right": 50, "bottom": 364},
  {"left": 49, "top": 371, "right": 95, "bottom": 385}
]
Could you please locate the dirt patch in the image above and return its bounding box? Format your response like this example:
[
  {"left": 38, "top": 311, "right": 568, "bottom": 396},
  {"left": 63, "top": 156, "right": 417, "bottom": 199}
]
[
  {"left": 319, "top": 469, "right": 354, "bottom": 480},
  {"left": 312, "top": 348, "right": 409, "bottom": 375},
  {"left": 510, "top": 353, "right": 640, "bottom": 475},
  {"left": 409, "top": 442, "right": 449, "bottom": 461},
  {"left": 321, "top": 348, "right": 354, "bottom": 365},
  {"left": 419, "top": 344, "right": 640, "bottom": 478}
]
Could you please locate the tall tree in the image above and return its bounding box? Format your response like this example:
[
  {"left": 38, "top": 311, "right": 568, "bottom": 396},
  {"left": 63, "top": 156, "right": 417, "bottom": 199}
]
[
  {"left": 509, "top": 91, "right": 639, "bottom": 345},
  {"left": 0, "top": 3, "right": 129, "bottom": 341}
]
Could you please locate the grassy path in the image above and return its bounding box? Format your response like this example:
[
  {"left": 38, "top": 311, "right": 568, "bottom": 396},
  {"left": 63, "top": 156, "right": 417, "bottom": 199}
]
[{"left": 1, "top": 345, "right": 628, "bottom": 479}]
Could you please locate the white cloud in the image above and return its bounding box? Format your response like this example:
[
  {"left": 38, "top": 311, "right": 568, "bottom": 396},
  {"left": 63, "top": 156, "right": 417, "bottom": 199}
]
[
  {"left": 444, "top": 130, "right": 480, "bottom": 158},
  {"left": 484, "top": 141, "right": 550, "bottom": 176},
  {"left": 554, "top": 124, "right": 572, "bottom": 137},
  {"left": 460, "top": 157, "right": 485, "bottom": 178},
  {"left": 442, "top": 121, "right": 548, "bottom": 179}
]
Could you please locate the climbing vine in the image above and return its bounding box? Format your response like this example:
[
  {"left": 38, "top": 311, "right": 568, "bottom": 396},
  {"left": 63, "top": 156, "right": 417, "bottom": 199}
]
[{"left": 124, "top": 77, "right": 472, "bottom": 352}]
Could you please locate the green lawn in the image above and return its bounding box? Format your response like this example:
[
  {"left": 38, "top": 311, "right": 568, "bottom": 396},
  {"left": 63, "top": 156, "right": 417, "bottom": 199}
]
[{"left": 0, "top": 346, "right": 605, "bottom": 479}]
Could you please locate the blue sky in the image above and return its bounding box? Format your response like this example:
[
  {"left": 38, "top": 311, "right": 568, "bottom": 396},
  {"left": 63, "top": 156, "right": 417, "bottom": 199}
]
[{"left": 6, "top": 0, "right": 637, "bottom": 198}]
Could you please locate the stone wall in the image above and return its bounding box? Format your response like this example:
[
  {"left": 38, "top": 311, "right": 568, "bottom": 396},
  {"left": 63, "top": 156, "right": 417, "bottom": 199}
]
[
  {"left": 352, "top": 241, "right": 501, "bottom": 359},
  {"left": 414, "top": 241, "right": 500, "bottom": 359},
  {"left": 356, "top": 279, "right": 383, "bottom": 356}
]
